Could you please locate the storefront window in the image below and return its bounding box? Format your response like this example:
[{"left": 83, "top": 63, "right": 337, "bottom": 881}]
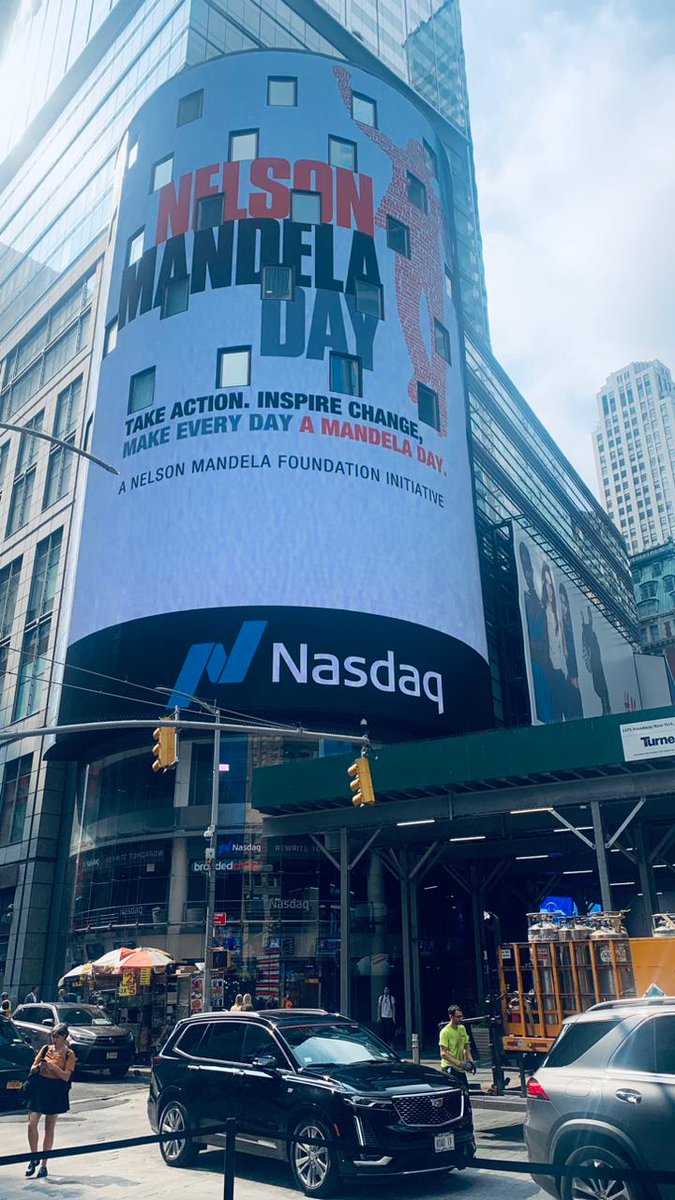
[
  {"left": 81, "top": 749, "right": 174, "bottom": 830},
  {"left": 188, "top": 736, "right": 247, "bottom": 812},
  {"left": 71, "top": 840, "right": 172, "bottom": 935}
]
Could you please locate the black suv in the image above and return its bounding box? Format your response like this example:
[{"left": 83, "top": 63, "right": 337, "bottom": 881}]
[
  {"left": 148, "top": 1009, "right": 475, "bottom": 1195},
  {"left": 525, "top": 997, "right": 675, "bottom": 1200},
  {"left": 12, "top": 1002, "right": 135, "bottom": 1077}
]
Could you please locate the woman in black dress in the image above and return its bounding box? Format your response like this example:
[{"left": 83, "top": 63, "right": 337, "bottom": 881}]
[{"left": 26, "top": 1023, "right": 77, "bottom": 1179}]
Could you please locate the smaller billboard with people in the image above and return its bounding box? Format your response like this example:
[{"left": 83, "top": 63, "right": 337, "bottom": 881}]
[{"left": 513, "top": 525, "right": 640, "bottom": 724}]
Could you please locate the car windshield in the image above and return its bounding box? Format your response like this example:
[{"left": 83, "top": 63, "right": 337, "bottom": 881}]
[
  {"left": 282, "top": 1022, "right": 397, "bottom": 1067},
  {"left": 57, "top": 1007, "right": 112, "bottom": 1027},
  {"left": 0, "top": 1018, "right": 24, "bottom": 1045}
]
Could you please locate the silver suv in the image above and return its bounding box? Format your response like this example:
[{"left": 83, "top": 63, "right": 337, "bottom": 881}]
[{"left": 525, "top": 998, "right": 675, "bottom": 1200}]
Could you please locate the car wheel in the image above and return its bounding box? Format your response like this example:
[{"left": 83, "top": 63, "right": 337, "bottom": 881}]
[
  {"left": 108, "top": 1065, "right": 130, "bottom": 1079},
  {"left": 561, "top": 1144, "right": 641, "bottom": 1200},
  {"left": 159, "top": 1099, "right": 198, "bottom": 1168},
  {"left": 289, "top": 1117, "right": 340, "bottom": 1197}
]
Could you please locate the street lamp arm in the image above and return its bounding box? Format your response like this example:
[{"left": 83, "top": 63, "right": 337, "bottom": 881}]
[
  {"left": 0, "top": 420, "right": 119, "bottom": 475},
  {"left": 154, "top": 684, "right": 219, "bottom": 719}
]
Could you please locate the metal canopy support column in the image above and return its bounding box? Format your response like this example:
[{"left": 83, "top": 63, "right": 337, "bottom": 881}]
[
  {"left": 634, "top": 824, "right": 658, "bottom": 930},
  {"left": 591, "top": 802, "right": 612, "bottom": 912},
  {"left": 470, "top": 867, "right": 485, "bottom": 1009},
  {"left": 399, "top": 848, "right": 414, "bottom": 1055},
  {"left": 409, "top": 868, "right": 421, "bottom": 1044},
  {"left": 340, "top": 828, "right": 350, "bottom": 1017}
]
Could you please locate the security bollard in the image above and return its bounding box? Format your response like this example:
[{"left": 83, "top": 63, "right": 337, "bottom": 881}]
[{"left": 411, "top": 1032, "right": 420, "bottom": 1063}]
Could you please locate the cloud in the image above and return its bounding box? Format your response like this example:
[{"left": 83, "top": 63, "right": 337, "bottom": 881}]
[{"left": 462, "top": 1, "right": 675, "bottom": 492}]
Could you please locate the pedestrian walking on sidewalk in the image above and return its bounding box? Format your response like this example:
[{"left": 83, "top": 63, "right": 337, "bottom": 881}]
[
  {"left": 377, "top": 987, "right": 396, "bottom": 1046},
  {"left": 25, "top": 1024, "right": 77, "bottom": 1179}
]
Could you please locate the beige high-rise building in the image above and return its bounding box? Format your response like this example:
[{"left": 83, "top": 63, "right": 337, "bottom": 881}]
[{"left": 593, "top": 360, "right": 675, "bottom": 554}]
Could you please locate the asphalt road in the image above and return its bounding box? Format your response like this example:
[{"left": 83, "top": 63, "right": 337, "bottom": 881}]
[{"left": 0, "top": 1074, "right": 546, "bottom": 1200}]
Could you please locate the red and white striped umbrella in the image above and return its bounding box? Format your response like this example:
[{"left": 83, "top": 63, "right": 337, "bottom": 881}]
[
  {"left": 118, "top": 947, "right": 173, "bottom": 970},
  {"left": 91, "top": 947, "right": 135, "bottom": 973}
]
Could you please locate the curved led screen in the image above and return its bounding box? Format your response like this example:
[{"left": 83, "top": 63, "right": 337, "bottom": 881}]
[{"left": 64, "top": 50, "right": 492, "bottom": 739}]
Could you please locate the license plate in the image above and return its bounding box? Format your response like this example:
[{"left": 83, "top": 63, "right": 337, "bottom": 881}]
[
  {"left": 434, "top": 1133, "right": 455, "bottom": 1153},
  {"left": 106, "top": 1052, "right": 118, "bottom": 1060},
  {"left": 6, "top": 1080, "right": 23, "bottom": 1090}
]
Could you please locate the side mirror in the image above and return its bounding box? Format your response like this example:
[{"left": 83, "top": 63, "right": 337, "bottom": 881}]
[
  {"left": 41, "top": 1018, "right": 54, "bottom": 1027},
  {"left": 252, "top": 1054, "right": 278, "bottom": 1070}
]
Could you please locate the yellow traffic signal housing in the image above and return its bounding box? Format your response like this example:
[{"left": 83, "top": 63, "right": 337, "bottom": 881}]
[
  {"left": 152, "top": 725, "right": 178, "bottom": 772},
  {"left": 348, "top": 756, "right": 375, "bottom": 806}
]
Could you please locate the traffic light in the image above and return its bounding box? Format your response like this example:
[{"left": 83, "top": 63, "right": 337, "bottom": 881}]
[
  {"left": 152, "top": 724, "right": 178, "bottom": 772},
  {"left": 348, "top": 756, "right": 375, "bottom": 806}
]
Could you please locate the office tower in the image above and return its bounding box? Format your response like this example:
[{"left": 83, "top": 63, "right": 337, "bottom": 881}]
[{"left": 593, "top": 360, "right": 675, "bottom": 554}]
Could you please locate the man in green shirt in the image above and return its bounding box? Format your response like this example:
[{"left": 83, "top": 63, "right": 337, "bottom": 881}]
[{"left": 439, "top": 1005, "right": 475, "bottom": 1085}]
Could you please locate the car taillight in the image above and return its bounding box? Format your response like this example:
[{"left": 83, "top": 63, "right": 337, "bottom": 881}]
[
  {"left": 151, "top": 1056, "right": 162, "bottom": 1068},
  {"left": 527, "top": 1077, "right": 550, "bottom": 1101}
]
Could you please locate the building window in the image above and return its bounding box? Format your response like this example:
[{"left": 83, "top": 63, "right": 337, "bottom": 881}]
[
  {"left": 0, "top": 755, "right": 32, "bottom": 845},
  {"left": 177, "top": 89, "right": 203, "bottom": 126},
  {"left": 352, "top": 91, "right": 377, "bottom": 127},
  {"left": 0, "top": 442, "right": 9, "bottom": 500},
  {"left": 43, "top": 378, "right": 82, "bottom": 509},
  {"left": 151, "top": 154, "right": 173, "bottom": 192},
  {"left": 13, "top": 619, "right": 51, "bottom": 721},
  {"left": 291, "top": 190, "right": 322, "bottom": 224},
  {"left": 408, "top": 172, "right": 427, "bottom": 212},
  {"left": 6, "top": 414, "right": 43, "bottom": 537},
  {"left": 640, "top": 580, "right": 658, "bottom": 600},
  {"left": 128, "top": 367, "right": 156, "bottom": 415},
  {"left": 103, "top": 318, "right": 118, "bottom": 357},
  {"left": 127, "top": 228, "right": 144, "bottom": 266},
  {"left": 216, "top": 347, "right": 251, "bottom": 389},
  {"left": 197, "top": 193, "right": 224, "bottom": 230},
  {"left": 434, "top": 319, "right": 451, "bottom": 363},
  {"left": 161, "top": 277, "right": 189, "bottom": 319},
  {"left": 417, "top": 383, "right": 440, "bottom": 431},
  {"left": 27, "top": 529, "right": 62, "bottom": 624},
  {"left": 328, "top": 136, "right": 357, "bottom": 171},
  {"left": 423, "top": 139, "right": 437, "bottom": 178},
  {"left": 444, "top": 266, "right": 453, "bottom": 299},
  {"left": 229, "top": 129, "right": 258, "bottom": 162},
  {"left": 127, "top": 140, "right": 138, "bottom": 169},
  {"left": 330, "top": 352, "right": 362, "bottom": 397},
  {"left": 0, "top": 557, "right": 21, "bottom": 640},
  {"left": 261, "top": 266, "right": 294, "bottom": 301},
  {"left": 650, "top": 623, "right": 660, "bottom": 642},
  {"left": 386, "top": 216, "right": 410, "bottom": 257},
  {"left": 665, "top": 621, "right": 672, "bottom": 639},
  {"left": 267, "top": 76, "right": 297, "bottom": 106},
  {"left": 354, "top": 278, "right": 383, "bottom": 319},
  {"left": 0, "top": 270, "right": 94, "bottom": 421}
]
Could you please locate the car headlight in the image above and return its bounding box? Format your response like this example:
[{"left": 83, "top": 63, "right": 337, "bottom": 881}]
[
  {"left": 345, "top": 1096, "right": 393, "bottom": 1111},
  {"left": 68, "top": 1029, "right": 95, "bottom": 1042}
]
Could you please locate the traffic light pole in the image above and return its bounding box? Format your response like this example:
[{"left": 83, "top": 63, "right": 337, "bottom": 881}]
[{"left": 203, "top": 718, "right": 221, "bottom": 1013}]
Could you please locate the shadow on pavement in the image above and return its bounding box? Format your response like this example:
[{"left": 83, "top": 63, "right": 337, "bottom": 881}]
[{"left": 192, "top": 1148, "right": 541, "bottom": 1200}]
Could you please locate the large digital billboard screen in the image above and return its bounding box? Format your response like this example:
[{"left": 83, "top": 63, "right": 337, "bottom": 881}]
[
  {"left": 513, "top": 525, "right": 642, "bottom": 724},
  {"left": 64, "top": 50, "right": 492, "bottom": 738}
]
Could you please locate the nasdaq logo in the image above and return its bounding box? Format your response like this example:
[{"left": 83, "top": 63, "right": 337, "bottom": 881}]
[{"left": 168, "top": 621, "right": 267, "bottom": 707}]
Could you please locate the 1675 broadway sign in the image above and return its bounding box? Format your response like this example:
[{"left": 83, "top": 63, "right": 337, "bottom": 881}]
[{"left": 620, "top": 716, "right": 675, "bottom": 762}]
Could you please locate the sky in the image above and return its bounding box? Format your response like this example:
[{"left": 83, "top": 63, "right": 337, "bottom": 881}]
[{"left": 460, "top": 0, "right": 675, "bottom": 493}]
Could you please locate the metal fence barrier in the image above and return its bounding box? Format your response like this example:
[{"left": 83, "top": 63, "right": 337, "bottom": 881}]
[{"left": 2, "top": 1117, "right": 675, "bottom": 1198}]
